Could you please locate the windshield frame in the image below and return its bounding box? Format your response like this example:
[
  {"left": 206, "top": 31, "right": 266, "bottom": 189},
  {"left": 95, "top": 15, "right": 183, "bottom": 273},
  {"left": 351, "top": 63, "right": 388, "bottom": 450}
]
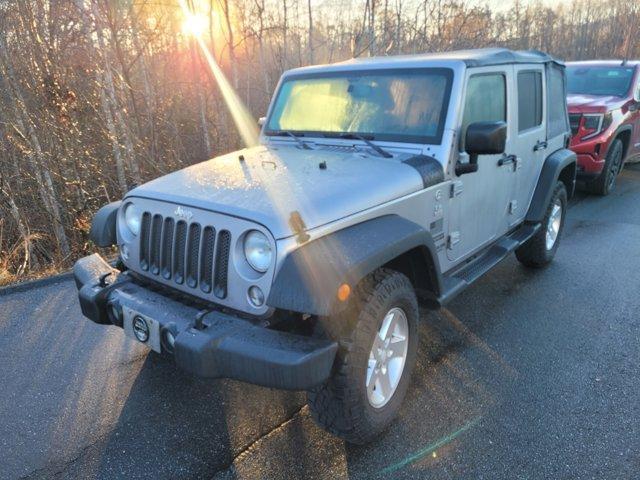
[
  {"left": 566, "top": 65, "right": 635, "bottom": 98},
  {"left": 264, "top": 67, "right": 455, "bottom": 145}
]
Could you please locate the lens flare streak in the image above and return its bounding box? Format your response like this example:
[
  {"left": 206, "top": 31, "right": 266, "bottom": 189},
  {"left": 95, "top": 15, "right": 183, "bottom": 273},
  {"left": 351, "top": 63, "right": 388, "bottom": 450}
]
[{"left": 178, "top": 0, "right": 259, "bottom": 148}]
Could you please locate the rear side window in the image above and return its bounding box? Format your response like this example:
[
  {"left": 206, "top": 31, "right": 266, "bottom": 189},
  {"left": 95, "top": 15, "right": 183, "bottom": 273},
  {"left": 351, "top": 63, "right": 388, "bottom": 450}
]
[
  {"left": 461, "top": 73, "right": 506, "bottom": 149},
  {"left": 517, "top": 71, "right": 543, "bottom": 132},
  {"left": 547, "top": 64, "right": 569, "bottom": 139}
]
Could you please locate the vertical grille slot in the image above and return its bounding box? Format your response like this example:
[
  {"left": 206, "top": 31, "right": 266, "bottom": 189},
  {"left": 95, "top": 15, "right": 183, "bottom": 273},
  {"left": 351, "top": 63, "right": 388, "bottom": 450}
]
[
  {"left": 185, "top": 223, "right": 201, "bottom": 288},
  {"left": 214, "top": 230, "right": 231, "bottom": 299},
  {"left": 149, "top": 214, "right": 163, "bottom": 275},
  {"left": 173, "top": 220, "right": 187, "bottom": 284},
  {"left": 139, "top": 212, "right": 151, "bottom": 271},
  {"left": 199, "top": 226, "right": 216, "bottom": 293},
  {"left": 160, "top": 217, "right": 174, "bottom": 279}
]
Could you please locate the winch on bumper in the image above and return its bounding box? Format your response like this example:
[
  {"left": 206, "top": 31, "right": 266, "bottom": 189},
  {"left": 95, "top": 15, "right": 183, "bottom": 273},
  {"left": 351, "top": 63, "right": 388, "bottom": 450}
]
[{"left": 74, "top": 254, "right": 338, "bottom": 390}]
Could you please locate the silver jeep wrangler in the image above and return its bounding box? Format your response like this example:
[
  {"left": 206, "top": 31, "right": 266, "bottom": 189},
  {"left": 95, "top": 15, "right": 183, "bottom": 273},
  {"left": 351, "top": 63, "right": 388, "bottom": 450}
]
[{"left": 74, "top": 48, "right": 576, "bottom": 444}]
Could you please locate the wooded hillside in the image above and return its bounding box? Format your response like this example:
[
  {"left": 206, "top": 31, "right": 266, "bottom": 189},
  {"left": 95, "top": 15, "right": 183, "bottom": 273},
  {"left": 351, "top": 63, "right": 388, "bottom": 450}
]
[{"left": 0, "top": 0, "right": 638, "bottom": 284}]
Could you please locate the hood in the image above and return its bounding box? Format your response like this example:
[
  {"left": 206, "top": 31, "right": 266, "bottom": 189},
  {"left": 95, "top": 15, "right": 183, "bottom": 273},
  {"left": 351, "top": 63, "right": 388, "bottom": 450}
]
[
  {"left": 567, "top": 93, "right": 626, "bottom": 112},
  {"left": 128, "top": 145, "right": 428, "bottom": 239}
]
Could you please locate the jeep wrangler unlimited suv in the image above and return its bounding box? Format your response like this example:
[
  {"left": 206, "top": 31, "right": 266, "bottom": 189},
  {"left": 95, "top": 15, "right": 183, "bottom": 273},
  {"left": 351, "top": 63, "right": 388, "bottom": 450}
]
[{"left": 74, "top": 48, "right": 576, "bottom": 444}]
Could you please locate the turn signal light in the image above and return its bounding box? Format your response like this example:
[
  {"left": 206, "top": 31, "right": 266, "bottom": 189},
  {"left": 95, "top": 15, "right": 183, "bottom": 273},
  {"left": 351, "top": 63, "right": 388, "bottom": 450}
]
[{"left": 337, "top": 283, "right": 351, "bottom": 302}]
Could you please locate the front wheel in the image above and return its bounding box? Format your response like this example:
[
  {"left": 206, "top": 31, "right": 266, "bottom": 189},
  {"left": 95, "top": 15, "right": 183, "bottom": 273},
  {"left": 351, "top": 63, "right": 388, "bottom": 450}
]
[
  {"left": 516, "top": 181, "right": 567, "bottom": 268},
  {"left": 307, "top": 269, "right": 418, "bottom": 444},
  {"left": 588, "top": 138, "right": 624, "bottom": 196}
]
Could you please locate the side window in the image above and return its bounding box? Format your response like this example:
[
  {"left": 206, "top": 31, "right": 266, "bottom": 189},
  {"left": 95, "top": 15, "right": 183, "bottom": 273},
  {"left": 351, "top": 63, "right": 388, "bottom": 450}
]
[
  {"left": 517, "top": 71, "right": 543, "bottom": 132},
  {"left": 547, "top": 64, "right": 569, "bottom": 138},
  {"left": 461, "top": 73, "right": 506, "bottom": 149}
]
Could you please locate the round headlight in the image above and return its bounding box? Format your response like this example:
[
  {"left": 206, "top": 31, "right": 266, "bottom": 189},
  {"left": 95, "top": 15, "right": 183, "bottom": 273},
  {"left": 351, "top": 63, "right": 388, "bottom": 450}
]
[
  {"left": 243, "top": 230, "right": 272, "bottom": 273},
  {"left": 124, "top": 203, "right": 141, "bottom": 236}
]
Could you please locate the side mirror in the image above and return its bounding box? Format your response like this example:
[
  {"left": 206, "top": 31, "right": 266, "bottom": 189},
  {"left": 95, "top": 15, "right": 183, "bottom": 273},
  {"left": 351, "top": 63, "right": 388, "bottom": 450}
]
[
  {"left": 258, "top": 116, "right": 266, "bottom": 127},
  {"left": 456, "top": 121, "right": 507, "bottom": 175}
]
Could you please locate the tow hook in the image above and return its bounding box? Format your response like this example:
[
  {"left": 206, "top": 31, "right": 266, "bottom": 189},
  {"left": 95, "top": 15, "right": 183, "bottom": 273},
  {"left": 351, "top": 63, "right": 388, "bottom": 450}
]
[
  {"left": 194, "top": 309, "right": 212, "bottom": 330},
  {"left": 98, "top": 272, "right": 113, "bottom": 288}
]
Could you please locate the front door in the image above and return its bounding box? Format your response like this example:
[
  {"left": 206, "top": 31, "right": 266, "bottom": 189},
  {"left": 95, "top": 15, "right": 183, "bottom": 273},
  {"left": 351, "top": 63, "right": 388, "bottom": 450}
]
[{"left": 446, "top": 67, "right": 517, "bottom": 263}]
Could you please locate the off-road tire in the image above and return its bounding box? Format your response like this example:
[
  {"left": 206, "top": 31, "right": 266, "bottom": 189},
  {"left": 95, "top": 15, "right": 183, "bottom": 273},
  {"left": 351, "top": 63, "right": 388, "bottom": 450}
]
[
  {"left": 588, "top": 138, "right": 624, "bottom": 196},
  {"left": 307, "top": 268, "right": 419, "bottom": 445},
  {"left": 516, "top": 181, "right": 567, "bottom": 268}
]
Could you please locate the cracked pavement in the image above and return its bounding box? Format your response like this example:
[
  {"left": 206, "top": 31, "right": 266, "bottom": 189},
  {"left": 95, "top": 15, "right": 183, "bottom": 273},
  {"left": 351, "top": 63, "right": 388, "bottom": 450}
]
[{"left": 1, "top": 165, "right": 640, "bottom": 479}]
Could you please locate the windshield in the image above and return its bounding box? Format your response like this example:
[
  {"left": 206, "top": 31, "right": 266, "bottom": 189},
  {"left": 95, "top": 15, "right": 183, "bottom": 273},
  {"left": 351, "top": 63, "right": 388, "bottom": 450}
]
[
  {"left": 567, "top": 66, "right": 635, "bottom": 97},
  {"left": 265, "top": 68, "right": 453, "bottom": 144}
]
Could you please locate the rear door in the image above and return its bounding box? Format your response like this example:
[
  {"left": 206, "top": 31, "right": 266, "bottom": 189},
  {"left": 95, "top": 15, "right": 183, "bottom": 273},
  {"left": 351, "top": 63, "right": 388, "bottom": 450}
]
[{"left": 510, "top": 65, "right": 547, "bottom": 226}]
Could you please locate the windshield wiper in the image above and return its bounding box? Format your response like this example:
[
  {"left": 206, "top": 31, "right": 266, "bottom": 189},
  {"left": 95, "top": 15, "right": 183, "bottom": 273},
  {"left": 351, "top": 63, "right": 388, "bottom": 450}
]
[
  {"left": 272, "top": 130, "right": 312, "bottom": 150},
  {"left": 329, "top": 133, "right": 393, "bottom": 158}
]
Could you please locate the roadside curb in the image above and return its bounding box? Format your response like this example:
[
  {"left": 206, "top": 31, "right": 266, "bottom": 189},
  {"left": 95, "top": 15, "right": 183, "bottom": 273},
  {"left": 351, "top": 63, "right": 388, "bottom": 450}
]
[{"left": 0, "top": 271, "right": 73, "bottom": 297}]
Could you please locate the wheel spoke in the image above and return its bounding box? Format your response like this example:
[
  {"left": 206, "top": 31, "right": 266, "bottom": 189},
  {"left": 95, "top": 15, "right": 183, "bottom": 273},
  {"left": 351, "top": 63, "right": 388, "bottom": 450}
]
[
  {"left": 378, "top": 370, "right": 393, "bottom": 398},
  {"left": 372, "top": 332, "right": 385, "bottom": 353},
  {"left": 387, "top": 337, "right": 406, "bottom": 359},
  {"left": 384, "top": 311, "right": 398, "bottom": 340}
]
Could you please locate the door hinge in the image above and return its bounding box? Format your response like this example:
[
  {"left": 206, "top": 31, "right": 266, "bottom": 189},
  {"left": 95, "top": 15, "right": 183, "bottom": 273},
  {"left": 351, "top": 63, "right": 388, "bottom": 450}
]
[
  {"left": 450, "top": 181, "right": 463, "bottom": 198},
  {"left": 448, "top": 231, "right": 461, "bottom": 249}
]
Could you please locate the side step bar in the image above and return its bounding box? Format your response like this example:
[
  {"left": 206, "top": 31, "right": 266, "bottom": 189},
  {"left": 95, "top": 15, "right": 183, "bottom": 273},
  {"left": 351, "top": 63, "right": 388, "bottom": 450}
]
[{"left": 437, "top": 223, "right": 540, "bottom": 306}]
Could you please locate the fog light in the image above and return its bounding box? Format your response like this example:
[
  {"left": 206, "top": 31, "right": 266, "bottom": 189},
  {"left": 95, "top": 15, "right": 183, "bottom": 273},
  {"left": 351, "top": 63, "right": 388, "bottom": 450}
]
[
  {"left": 132, "top": 315, "right": 149, "bottom": 343},
  {"left": 248, "top": 286, "right": 265, "bottom": 307},
  {"left": 120, "top": 243, "right": 130, "bottom": 261},
  {"left": 164, "top": 330, "right": 175, "bottom": 349},
  {"left": 108, "top": 301, "right": 123, "bottom": 325}
]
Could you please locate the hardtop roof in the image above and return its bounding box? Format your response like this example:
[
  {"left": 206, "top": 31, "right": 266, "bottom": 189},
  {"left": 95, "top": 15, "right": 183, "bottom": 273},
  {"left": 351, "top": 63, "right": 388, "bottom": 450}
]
[
  {"left": 284, "top": 48, "right": 564, "bottom": 76},
  {"left": 566, "top": 60, "right": 640, "bottom": 68}
]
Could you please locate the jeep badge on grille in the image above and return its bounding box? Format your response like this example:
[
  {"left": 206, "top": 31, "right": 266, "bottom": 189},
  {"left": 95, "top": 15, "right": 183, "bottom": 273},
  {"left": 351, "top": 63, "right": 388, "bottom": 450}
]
[{"left": 174, "top": 206, "right": 194, "bottom": 221}]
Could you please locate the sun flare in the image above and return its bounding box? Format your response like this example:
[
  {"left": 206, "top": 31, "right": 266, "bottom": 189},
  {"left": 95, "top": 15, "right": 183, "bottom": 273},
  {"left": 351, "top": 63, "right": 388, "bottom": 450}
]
[{"left": 182, "top": 13, "right": 207, "bottom": 37}]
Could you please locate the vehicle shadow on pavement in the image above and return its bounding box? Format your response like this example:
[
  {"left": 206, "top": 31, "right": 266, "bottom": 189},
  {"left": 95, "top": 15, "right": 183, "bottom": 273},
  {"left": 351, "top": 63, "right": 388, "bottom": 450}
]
[{"left": 74, "top": 353, "right": 307, "bottom": 479}]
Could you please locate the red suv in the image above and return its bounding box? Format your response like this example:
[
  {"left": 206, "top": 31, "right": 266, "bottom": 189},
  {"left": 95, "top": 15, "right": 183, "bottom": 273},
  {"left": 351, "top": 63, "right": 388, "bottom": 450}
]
[{"left": 567, "top": 61, "right": 640, "bottom": 195}]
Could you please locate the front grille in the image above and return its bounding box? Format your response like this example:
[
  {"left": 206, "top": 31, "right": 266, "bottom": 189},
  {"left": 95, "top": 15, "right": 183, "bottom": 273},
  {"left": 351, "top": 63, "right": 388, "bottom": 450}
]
[
  {"left": 569, "top": 113, "right": 581, "bottom": 136},
  {"left": 139, "top": 212, "right": 230, "bottom": 299}
]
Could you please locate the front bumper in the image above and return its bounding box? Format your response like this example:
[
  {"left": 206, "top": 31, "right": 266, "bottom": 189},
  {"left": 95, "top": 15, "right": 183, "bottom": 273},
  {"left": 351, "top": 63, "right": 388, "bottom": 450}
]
[
  {"left": 570, "top": 131, "right": 614, "bottom": 179},
  {"left": 74, "top": 254, "right": 337, "bottom": 390}
]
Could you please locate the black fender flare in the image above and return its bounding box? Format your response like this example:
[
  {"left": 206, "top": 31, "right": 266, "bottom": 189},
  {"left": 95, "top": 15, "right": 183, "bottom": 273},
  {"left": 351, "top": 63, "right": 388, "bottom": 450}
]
[
  {"left": 266, "top": 215, "right": 442, "bottom": 316},
  {"left": 526, "top": 148, "right": 576, "bottom": 223},
  {"left": 611, "top": 124, "right": 633, "bottom": 157},
  {"left": 89, "top": 201, "right": 121, "bottom": 247}
]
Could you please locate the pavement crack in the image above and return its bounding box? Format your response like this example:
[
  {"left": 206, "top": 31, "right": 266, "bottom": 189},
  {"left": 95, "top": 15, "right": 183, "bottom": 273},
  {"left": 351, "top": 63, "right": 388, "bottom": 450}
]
[
  {"left": 210, "top": 404, "right": 308, "bottom": 479},
  {"left": 18, "top": 432, "right": 108, "bottom": 479}
]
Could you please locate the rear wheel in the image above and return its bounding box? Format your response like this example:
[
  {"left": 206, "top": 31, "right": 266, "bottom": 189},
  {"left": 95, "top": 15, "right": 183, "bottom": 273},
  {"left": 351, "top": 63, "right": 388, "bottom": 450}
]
[
  {"left": 516, "top": 181, "right": 567, "bottom": 268},
  {"left": 588, "top": 139, "right": 624, "bottom": 196},
  {"left": 307, "top": 269, "right": 418, "bottom": 444}
]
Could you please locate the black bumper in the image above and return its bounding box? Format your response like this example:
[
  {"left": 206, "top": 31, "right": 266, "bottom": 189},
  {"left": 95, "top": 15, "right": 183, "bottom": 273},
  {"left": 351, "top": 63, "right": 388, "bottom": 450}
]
[{"left": 74, "top": 254, "right": 338, "bottom": 390}]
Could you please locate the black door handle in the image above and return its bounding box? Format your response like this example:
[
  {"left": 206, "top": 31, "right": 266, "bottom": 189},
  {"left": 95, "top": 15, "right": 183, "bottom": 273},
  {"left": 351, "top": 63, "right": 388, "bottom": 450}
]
[
  {"left": 534, "top": 140, "right": 548, "bottom": 151},
  {"left": 498, "top": 154, "right": 517, "bottom": 166}
]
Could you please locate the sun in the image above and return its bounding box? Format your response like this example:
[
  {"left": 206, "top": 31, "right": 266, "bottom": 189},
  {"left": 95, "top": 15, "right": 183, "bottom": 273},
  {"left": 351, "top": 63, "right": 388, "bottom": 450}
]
[{"left": 182, "top": 13, "right": 207, "bottom": 37}]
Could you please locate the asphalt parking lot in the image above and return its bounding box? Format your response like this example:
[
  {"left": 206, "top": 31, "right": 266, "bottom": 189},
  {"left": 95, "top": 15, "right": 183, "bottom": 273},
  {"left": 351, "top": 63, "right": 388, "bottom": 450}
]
[{"left": 1, "top": 165, "right": 639, "bottom": 480}]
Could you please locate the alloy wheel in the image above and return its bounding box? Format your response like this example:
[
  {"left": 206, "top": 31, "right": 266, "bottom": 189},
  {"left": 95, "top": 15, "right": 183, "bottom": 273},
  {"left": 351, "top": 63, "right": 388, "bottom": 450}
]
[
  {"left": 366, "top": 307, "right": 409, "bottom": 408},
  {"left": 545, "top": 199, "right": 563, "bottom": 250}
]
